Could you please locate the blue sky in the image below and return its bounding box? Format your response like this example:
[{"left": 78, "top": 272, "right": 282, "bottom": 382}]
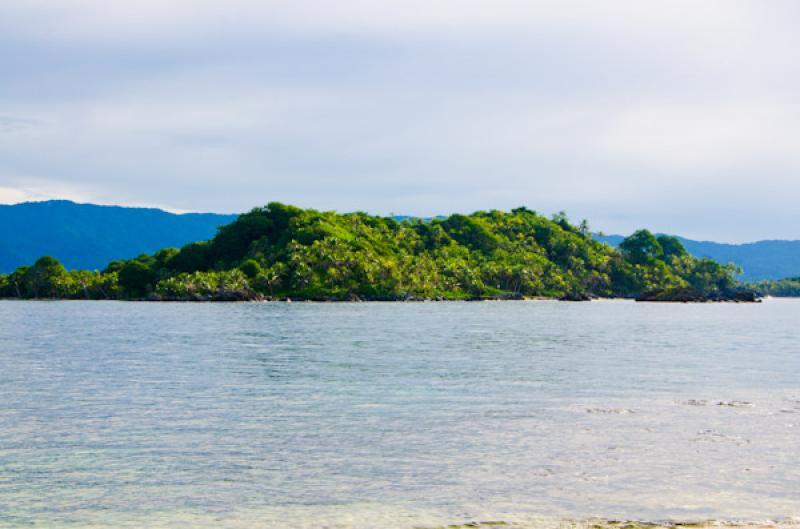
[{"left": 1, "top": 1, "right": 799, "bottom": 241}]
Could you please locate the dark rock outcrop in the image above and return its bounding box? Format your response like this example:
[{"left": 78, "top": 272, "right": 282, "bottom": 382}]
[
  {"left": 636, "top": 287, "right": 760, "bottom": 303},
  {"left": 559, "top": 292, "right": 594, "bottom": 301}
]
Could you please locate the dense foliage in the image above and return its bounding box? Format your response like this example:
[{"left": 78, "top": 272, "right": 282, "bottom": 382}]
[
  {"left": 0, "top": 203, "right": 745, "bottom": 301},
  {"left": 0, "top": 256, "right": 118, "bottom": 299},
  {"left": 595, "top": 233, "right": 800, "bottom": 282},
  {"left": 750, "top": 277, "right": 800, "bottom": 297}
]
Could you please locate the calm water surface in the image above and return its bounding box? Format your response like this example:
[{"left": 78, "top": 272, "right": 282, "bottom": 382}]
[{"left": 1, "top": 299, "right": 799, "bottom": 528}]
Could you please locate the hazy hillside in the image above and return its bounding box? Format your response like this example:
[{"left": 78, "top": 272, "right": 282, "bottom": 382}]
[
  {"left": 0, "top": 201, "right": 237, "bottom": 273},
  {"left": 595, "top": 234, "right": 800, "bottom": 281}
]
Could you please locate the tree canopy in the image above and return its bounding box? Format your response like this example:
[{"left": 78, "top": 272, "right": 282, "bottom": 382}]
[{"left": 0, "top": 203, "right": 746, "bottom": 301}]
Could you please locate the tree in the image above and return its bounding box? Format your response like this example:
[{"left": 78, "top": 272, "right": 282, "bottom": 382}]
[
  {"left": 619, "top": 230, "right": 663, "bottom": 265},
  {"left": 118, "top": 261, "right": 155, "bottom": 297},
  {"left": 209, "top": 211, "right": 273, "bottom": 264},
  {"left": 239, "top": 259, "right": 262, "bottom": 279},
  {"left": 153, "top": 248, "right": 180, "bottom": 270},
  {"left": 103, "top": 260, "right": 125, "bottom": 274},
  {"left": 7, "top": 266, "right": 29, "bottom": 298},
  {"left": 551, "top": 211, "right": 574, "bottom": 232},
  {"left": 440, "top": 214, "right": 498, "bottom": 253},
  {"left": 169, "top": 241, "right": 212, "bottom": 273},
  {"left": 656, "top": 235, "right": 688, "bottom": 260},
  {"left": 24, "top": 256, "right": 69, "bottom": 298}
]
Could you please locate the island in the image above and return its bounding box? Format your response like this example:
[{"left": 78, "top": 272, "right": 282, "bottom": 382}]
[{"left": 0, "top": 203, "right": 758, "bottom": 302}]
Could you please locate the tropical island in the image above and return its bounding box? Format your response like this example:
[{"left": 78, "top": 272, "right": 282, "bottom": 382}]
[{"left": 0, "top": 203, "right": 758, "bottom": 302}]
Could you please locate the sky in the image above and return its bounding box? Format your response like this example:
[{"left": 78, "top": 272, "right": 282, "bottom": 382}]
[{"left": 1, "top": 1, "right": 799, "bottom": 242}]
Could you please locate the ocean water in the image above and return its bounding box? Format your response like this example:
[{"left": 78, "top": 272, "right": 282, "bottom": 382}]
[{"left": 0, "top": 299, "right": 799, "bottom": 529}]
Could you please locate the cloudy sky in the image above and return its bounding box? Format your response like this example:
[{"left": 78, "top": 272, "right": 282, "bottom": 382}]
[{"left": 1, "top": 1, "right": 799, "bottom": 241}]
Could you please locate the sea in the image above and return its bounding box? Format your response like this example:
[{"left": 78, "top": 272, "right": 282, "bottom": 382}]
[{"left": 1, "top": 299, "right": 799, "bottom": 528}]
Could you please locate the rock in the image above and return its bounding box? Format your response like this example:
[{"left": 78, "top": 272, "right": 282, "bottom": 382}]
[
  {"left": 560, "top": 292, "right": 593, "bottom": 301},
  {"left": 683, "top": 399, "right": 709, "bottom": 406},
  {"left": 586, "top": 407, "right": 635, "bottom": 414},
  {"left": 637, "top": 287, "right": 760, "bottom": 303},
  {"left": 636, "top": 287, "right": 706, "bottom": 302},
  {"left": 716, "top": 400, "right": 754, "bottom": 408}
]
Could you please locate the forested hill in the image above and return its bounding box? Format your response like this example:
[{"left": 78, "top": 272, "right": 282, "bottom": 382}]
[
  {"left": 3, "top": 200, "right": 796, "bottom": 282},
  {"left": 0, "top": 200, "right": 237, "bottom": 273},
  {"left": 596, "top": 234, "right": 800, "bottom": 281},
  {"left": 1, "top": 203, "right": 749, "bottom": 302}
]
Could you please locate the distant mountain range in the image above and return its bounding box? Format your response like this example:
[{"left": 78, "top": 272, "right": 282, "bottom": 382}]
[
  {"left": 0, "top": 200, "right": 798, "bottom": 281},
  {"left": 0, "top": 201, "right": 237, "bottom": 273}
]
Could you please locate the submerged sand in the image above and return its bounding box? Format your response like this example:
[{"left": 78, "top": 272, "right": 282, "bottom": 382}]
[{"left": 413, "top": 520, "right": 800, "bottom": 529}]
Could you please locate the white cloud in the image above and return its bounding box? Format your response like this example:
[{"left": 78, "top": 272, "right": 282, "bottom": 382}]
[
  {"left": 0, "top": 0, "right": 760, "bottom": 42},
  {"left": 0, "top": 181, "right": 92, "bottom": 205},
  {"left": 0, "top": 186, "right": 39, "bottom": 204},
  {"left": 597, "top": 105, "right": 800, "bottom": 172},
  {"left": 1, "top": 1, "right": 800, "bottom": 240}
]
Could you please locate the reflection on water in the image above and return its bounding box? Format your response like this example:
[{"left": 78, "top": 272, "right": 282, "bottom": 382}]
[{"left": 1, "top": 299, "right": 799, "bottom": 528}]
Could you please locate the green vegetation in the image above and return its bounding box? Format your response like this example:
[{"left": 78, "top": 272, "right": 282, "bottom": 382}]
[
  {"left": 0, "top": 255, "right": 118, "bottom": 300},
  {"left": 0, "top": 203, "right": 749, "bottom": 301},
  {"left": 750, "top": 277, "right": 800, "bottom": 297}
]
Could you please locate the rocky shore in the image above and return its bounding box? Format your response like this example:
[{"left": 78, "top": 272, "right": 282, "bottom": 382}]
[{"left": 635, "top": 287, "right": 761, "bottom": 303}]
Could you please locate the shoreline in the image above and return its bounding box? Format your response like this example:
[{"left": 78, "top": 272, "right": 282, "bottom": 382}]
[{"left": 0, "top": 295, "right": 767, "bottom": 303}]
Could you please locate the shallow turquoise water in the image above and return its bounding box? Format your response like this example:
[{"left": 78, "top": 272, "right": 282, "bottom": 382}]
[{"left": 1, "top": 299, "right": 799, "bottom": 528}]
